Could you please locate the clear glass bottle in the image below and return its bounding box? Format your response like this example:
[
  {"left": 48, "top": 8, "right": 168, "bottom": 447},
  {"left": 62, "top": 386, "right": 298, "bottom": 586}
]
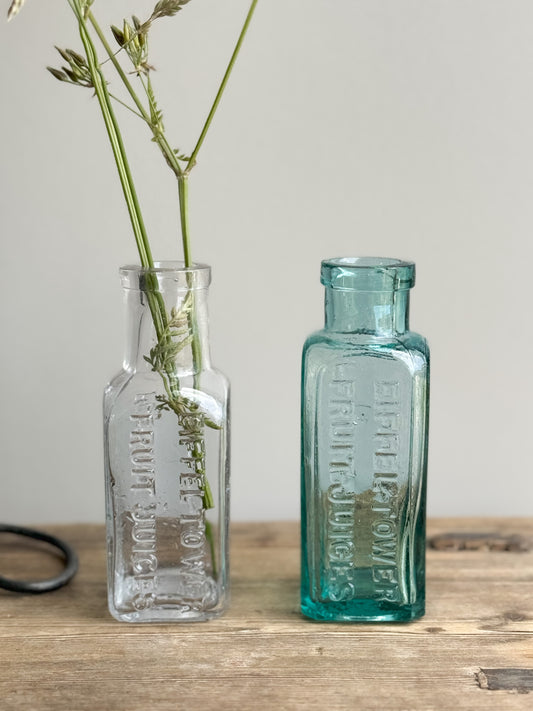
[
  {"left": 104, "top": 262, "right": 229, "bottom": 622},
  {"left": 301, "top": 257, "right": 429, "bottom": 622}
]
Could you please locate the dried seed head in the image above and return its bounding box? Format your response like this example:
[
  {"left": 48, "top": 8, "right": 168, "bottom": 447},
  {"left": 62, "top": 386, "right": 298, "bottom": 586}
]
[
  {"left": 121, "top": 18, "right": 151, "bottom": 75},
  {"left": 47, "top": 67, "right": 68, "bottom": 83},
  {"left": 111, "top": 25, "right": 126, "bottom": 48},
  {"left": 48, "top": 47, "right": 94, "bottom": 89},
  {"left": 7, "top": 0, "right": 26, "bottom": 21},
  {"left": 150, "top": 0, "right": 191, "bottom": 23}
]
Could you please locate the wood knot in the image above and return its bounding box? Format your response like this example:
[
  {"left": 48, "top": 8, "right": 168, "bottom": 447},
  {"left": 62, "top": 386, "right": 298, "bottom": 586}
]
[
  {"left": 429, "top": 532, "right": 530, "bottom": 552},
  {"left": 476, "top": 668, "right": 533, "bottom": 693}
]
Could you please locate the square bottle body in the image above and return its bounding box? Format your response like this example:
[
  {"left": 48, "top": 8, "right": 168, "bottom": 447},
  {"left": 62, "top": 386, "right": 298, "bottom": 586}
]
[{"left": 301, "top": 332, "right": 429, "bottom": 622}]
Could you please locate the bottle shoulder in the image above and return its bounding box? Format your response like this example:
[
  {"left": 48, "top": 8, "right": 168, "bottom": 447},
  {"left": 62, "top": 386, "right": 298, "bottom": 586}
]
[
  {"left": 302, "top": 330, "right": 429, "bottom": 382},
  {"left": 104, "top": 366, "right": 229, "bottom": 410},
  {"left": 303, "top": 329, "right": 429, "bottom": 357}
]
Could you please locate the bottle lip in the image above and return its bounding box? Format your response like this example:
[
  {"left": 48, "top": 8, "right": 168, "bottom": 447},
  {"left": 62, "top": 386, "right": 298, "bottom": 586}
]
[
  {"left": 120, "top": 261, "right": 211, "bottom": 290},
  {"left": 321, "top": 257, "right": 415, "bottom": 291}
]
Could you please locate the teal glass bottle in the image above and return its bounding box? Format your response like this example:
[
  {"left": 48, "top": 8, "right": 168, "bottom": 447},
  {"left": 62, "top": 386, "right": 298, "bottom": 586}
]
[{"left": 301, "top": 258, "right": 429, "bottom": 622}]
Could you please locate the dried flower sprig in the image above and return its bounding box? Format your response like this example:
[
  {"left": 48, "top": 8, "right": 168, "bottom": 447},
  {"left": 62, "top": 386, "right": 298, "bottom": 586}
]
[
  {"left": 9, "top": 0, "right": 257, "bottom": 319},
  {"left": 7, "top": 0, "right": 258, "bottom": 510}
]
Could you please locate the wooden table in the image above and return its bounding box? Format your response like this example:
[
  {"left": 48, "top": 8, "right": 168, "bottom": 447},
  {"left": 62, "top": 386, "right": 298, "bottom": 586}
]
[{"left": 0, "top": 518, "right": 532, "bottom": 710}]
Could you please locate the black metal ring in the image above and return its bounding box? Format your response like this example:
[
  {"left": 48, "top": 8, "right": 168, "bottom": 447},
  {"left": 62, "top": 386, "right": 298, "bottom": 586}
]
[{"left": 0, "top": 524, "right": 78, "bottom": 594}]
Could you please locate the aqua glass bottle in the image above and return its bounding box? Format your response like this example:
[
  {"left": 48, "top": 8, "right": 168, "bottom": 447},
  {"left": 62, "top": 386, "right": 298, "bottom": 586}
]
[{"left": 301, "top": 257, "right": 429, "bottom": 622}]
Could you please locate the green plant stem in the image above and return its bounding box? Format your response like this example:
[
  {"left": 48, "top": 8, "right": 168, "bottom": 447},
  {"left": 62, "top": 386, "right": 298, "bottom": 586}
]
[
  {"left": 109, "top": 93, "right": 146, "bottom": 120},
  {"left": 177, "top": 174, "right": 203, "bottom": 391},
  {"left": 88, "top": 11, "right": 184, "bottom": 179},
  {"left": 186, "top": 0, "right": 259, "bottom": 172},
  {"left": 80, "top": 35, "right": 150, "bottom": 265},
  {"left": 68, "top": 0, "right": 169, "bottom": 345},
  {"left": 178, "top": 0, "right": 258, "bottom": 381},
  {"left": 89, "top": 1, "right": 259, "bottom": 276},
  {"left": 178, "top": 175, "right": 192, "bottom": 267},
  {"left": 68, "top": 3, "right": 148, "bottom": 263},
  {"left": 89, "top": 10, "right": 192, "bottom": 272}
]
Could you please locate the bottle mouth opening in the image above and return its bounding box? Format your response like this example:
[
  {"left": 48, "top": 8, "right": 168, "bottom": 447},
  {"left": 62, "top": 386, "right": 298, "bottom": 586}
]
[
  {"left": 321, "top": 257, "right": 415, "bottom": 291},
  {"left": 120, "top": 262, "right": 211, "bottom": 290},
  {"left": 324, "top": 257, "right": 413, "bottom": 268}
]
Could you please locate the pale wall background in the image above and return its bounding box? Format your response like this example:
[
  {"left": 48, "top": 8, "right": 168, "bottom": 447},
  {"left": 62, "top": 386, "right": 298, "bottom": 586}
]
[{"left": 0, "top": 0, "right": 532, "bottom": 524}]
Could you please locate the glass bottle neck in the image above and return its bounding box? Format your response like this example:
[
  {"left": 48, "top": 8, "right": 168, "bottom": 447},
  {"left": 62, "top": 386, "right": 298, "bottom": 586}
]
[
  {"left": 324, "top": 288, "right": 410, "bottom": 335},
  {"left": 120, "top": 264, "right": 212, "bottom": 374}
]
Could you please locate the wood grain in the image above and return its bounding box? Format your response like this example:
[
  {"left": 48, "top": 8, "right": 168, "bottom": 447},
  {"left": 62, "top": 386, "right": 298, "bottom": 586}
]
[{"left": 0, "top": 518, "right": 532, "bottom": 710}]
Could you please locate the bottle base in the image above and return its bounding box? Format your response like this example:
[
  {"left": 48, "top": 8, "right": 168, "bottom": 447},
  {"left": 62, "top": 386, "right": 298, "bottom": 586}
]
[
  {"left": 108, "top": 605, "right": 226, "bottom": 623},
  {"left": 300, "top": 596, "right": 425, "bottom": 623},
  {"left": 107, "top": 571, "right": 227, "bottom": 623}
]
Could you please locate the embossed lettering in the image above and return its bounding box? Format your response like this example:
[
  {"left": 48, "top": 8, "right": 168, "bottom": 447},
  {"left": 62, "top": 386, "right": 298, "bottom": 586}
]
[
  {"left": 129, "top": 395, "right": 158, "bottom": 609},
  {"left": 323, "top": 367, "right": 359, "bottom": 600},
  {"left": 371, "top": 381, "right": 401, "bottom": 602}
]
